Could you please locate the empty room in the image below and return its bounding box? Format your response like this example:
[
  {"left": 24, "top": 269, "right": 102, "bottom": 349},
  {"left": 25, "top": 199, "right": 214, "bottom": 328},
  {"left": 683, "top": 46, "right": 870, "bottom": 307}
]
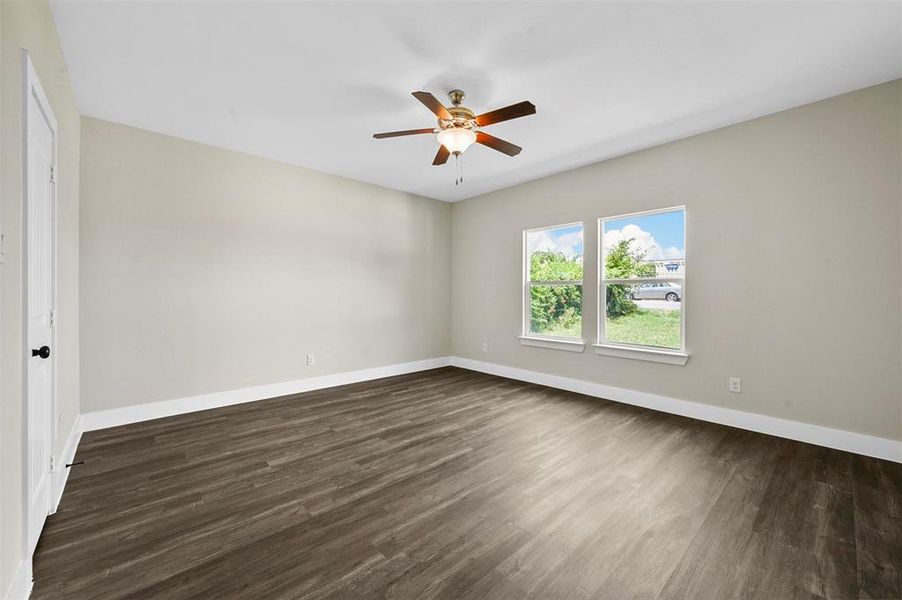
[{"left": 1, "top": 0, "right": 900, "bottom": 598}]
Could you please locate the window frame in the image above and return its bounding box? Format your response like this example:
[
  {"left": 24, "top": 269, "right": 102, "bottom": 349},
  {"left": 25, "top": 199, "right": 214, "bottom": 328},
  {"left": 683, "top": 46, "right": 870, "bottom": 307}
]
[
  {"left": 597, "top": 206, "right": 687, "bottom": 356},
  {"left": 521, "top": 221, "right": 585, "bottom": 345}
]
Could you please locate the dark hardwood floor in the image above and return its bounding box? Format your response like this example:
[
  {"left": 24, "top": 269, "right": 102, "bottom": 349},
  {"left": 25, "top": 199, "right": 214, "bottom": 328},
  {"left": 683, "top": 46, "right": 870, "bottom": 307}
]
[{"left": 33, "top": 367, "right": 901, "bottom": 599}]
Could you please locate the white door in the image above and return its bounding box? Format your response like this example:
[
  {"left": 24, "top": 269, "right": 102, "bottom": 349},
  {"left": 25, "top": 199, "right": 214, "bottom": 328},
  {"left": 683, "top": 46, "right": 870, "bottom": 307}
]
[{"left": 25, "top": 56, "right": 56, "bottom": 558}]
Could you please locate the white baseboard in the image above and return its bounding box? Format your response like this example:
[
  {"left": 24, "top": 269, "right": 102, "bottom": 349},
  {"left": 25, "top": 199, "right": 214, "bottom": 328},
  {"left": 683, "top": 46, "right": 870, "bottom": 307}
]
[
  {"left": 449, "top": 356, "right": 902, "bottom": 463},
  {"left": 51, "top": 415, "right": 83, "bottom": 514},
  {"left": 77, "top": 353, "right": 901, "bottom": 462},
  {"left": 4, "top": 558, "right": 32, "bottom": 600},
  {"left": 81, "top": 357, "right": 452, "bottom": 431}
]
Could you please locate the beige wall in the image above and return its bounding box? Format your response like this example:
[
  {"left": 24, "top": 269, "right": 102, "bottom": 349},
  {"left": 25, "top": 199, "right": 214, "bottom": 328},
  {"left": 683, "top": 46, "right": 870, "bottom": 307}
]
[
  {"left": 1, "top": 0, "right": 81, "bottom": 594},
  {"left": 451, "top": 80, "right": 901, "bottom": 442},
  {"left": 79, "top": 117, "right": 451, "bottom": 413}
]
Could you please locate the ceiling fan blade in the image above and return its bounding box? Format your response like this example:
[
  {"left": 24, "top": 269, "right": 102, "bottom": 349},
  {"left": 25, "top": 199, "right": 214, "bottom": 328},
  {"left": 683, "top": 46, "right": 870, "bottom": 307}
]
[
  {"left": 432, "top": 145, "right": 450, "bottom": 166},
  {"left": 412, "top": 91, "right": 453, "bottom": 120},
  {"left": 476, "top": 132, "right": 522, "bottom": 156},
  {"left": 474, "top": 101, "right": 536, "bottom": 127},
  {"left": 373, "top": 128, "right": 435, "bottom": 139}
]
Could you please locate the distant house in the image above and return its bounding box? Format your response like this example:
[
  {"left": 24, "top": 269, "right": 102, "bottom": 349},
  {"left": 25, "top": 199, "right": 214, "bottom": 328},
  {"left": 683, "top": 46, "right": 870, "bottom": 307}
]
[{"left": 641, "top": 258, "right": 685, "bottom": 277}]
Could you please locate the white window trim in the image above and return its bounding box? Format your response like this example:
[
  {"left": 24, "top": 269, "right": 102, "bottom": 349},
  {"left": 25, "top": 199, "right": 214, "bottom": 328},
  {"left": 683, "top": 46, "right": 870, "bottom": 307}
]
[
  {"left": 520, "top": 336, "right": 586, "bottom": 353},
  {"left": 521, "top": 221, "right": 585, "bottom": 350},
  {"left": 597, "top": 206, "right": 688, "bottom": 364},
  {"left": 592, "top": 343, "right": 688, "bottom": 365}
]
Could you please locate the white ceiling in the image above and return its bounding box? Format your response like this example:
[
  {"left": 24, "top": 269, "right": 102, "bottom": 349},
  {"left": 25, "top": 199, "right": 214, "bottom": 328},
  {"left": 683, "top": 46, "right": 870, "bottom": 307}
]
[{"left": 50, "top": 1, "right": 901, "bottom": 202}]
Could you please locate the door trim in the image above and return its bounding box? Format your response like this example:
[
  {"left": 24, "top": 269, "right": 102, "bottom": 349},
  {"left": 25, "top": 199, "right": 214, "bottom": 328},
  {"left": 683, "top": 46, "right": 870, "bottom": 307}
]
[{"left": 21, "top": 48, "right": 59, "bottom": 589}]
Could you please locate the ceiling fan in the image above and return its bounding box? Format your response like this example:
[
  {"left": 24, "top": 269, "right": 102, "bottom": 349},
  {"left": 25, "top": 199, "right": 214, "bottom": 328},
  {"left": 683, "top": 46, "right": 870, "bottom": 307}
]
[{"left": 373, "top": 90, "right": 536, "bottom": 173}]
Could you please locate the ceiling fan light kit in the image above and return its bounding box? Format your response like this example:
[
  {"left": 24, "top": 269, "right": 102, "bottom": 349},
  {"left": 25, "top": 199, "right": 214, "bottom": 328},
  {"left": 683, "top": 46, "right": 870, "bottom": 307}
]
[
  {"left": 373, "top": 88, "right": 536, "bottom": 184},
  {"left": 436, "top": 128, "right": 476, "bottom": 154}
]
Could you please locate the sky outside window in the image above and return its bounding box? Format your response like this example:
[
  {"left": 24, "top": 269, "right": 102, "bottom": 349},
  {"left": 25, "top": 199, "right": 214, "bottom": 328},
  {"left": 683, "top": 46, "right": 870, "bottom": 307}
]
[
  {"left": 527, "top": 224, "right": 584, "bottom": 262},
  {"left": 603, "top": 210, "right": 684, "bottom": 261}
]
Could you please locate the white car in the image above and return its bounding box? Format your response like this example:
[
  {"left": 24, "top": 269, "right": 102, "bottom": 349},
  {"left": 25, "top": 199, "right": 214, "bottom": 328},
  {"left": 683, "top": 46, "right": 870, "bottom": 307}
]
[{"left": 629, "top": 282, "right": 681, "bottom": 302}]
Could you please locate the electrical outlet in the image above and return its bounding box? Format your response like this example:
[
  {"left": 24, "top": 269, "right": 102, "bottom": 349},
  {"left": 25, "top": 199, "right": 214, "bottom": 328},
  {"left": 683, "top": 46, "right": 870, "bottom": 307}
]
[
  {"left": 481, "top": 342, "right": 488, "bottom": 353},
  {"left": 306, "top": 353, "right": 316, "bottom": 366},
  {"left": 729, "top": 377, "right": 742, "bottom": 393}
]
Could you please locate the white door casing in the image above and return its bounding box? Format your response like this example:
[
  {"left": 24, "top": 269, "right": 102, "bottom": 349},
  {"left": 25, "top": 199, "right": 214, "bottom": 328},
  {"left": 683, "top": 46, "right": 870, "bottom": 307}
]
[{"left": 23, "top": 52, "right": 57, "bottom": 560}]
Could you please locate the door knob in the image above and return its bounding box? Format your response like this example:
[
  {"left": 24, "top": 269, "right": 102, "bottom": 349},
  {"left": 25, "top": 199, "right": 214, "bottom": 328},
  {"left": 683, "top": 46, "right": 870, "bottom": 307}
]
[{"left": 32, "top": 346, "right": 50, "bottom": 359}]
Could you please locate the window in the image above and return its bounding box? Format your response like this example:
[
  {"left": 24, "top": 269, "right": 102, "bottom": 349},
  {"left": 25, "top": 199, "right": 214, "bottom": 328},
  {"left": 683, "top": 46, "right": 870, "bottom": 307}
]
[
  {"left": 523, "top": 223, "right": 584, "bottom": 342},
  {"left": 599, "top": 207, "right": 686, "bottom": 354}
]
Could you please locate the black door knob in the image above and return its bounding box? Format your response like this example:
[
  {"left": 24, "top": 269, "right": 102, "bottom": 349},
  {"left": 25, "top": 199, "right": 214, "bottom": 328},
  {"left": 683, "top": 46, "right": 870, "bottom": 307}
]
[{"left": 32, "top": 346, "right": 50, "bottom": 359}]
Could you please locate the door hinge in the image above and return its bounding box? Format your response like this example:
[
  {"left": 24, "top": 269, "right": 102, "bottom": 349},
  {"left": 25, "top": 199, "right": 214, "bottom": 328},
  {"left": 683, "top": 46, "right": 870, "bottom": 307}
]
[
  {"left": 50, "top": 455, "right": 55, "bottom": 472},
  {"left": 49, "top": 164, "right": 56, "bottom": 183},
  {"left": 49, "top": 308, "right": 56, "bottom": 327}
]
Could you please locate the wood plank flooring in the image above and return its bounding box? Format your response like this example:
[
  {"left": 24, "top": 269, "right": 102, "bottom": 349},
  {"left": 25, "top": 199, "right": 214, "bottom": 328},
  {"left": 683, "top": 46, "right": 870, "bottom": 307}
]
[{"left": 33, "top": 367, "right": 901, "bottom": 599}]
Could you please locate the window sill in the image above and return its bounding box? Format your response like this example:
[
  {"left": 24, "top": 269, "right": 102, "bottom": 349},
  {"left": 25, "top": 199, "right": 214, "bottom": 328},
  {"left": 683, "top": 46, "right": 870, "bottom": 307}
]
[
  {"left": 592, "top": 344, "right": 689, "bottom": 365},
  {"left": 519, "top": 336, "right": 586, "bottom": 353}
]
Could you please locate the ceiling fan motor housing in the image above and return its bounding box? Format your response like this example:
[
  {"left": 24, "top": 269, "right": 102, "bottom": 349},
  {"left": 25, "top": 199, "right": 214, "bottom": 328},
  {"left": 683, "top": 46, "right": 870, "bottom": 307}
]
[
  {"left": 440, "top": 106, "right": 476, "bottom": 130},
  {"left": 439, "top": 90, "right": 477, "bottom": 131}
]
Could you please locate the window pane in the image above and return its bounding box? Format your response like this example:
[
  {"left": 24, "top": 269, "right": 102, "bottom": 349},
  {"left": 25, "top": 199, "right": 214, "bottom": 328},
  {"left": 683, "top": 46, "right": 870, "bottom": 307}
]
[
  {"left": 527, "top": 224, "right": 583, "bottom": 281},
  {"left": 530, "top": 284, "right": 582, "bottom": 338},
  {"left": 602, "top": 209, "right": 684, "bottom": 279},
  {"left": 604, "top": 283, "right": 681, "bottom": 349}
]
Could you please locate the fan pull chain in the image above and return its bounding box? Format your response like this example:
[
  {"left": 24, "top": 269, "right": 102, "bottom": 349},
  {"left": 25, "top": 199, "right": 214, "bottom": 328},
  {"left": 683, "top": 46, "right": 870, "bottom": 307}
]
[{"left": 455, "top": 153, "right": 464, "bottom": 186}]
